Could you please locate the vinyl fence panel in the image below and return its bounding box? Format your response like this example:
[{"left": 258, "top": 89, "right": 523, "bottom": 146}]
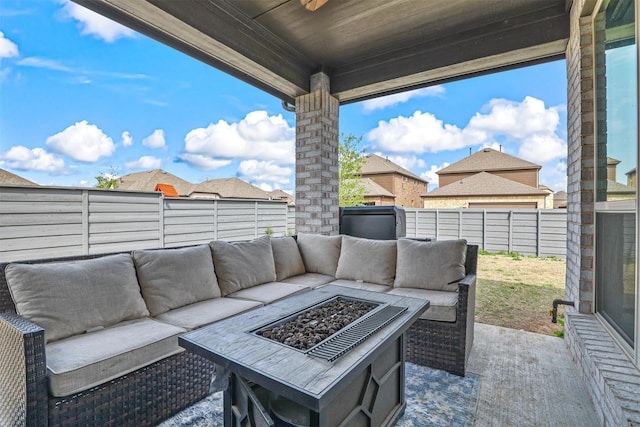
[{"left": 405, "top": 208, "right": 567, "bottom": 258}]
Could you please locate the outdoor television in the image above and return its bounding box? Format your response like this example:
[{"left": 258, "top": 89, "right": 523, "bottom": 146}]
[{"left": 339, "top": 206, "right": 406, "bottom": 240}]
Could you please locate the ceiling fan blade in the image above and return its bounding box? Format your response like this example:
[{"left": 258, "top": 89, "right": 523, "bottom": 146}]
[{"left": 300, "top": 0, "right": 329, "bottom": 12}]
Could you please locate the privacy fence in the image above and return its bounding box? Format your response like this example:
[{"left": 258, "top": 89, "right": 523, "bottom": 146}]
[
  {"left": 0, "top": 186, "right": 295, "bottom": 262},
  {"left": 403, "top": 208, "right": 567, "bottom": 258},
  {"left": 0, "top": 185, "right": 566, "bottom": 262}
]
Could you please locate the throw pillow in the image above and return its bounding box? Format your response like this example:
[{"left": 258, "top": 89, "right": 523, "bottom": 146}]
[
  {"left": 394, "top": 239, "right": 467, "bottom": 291},
  {"left": 271, "top": 237, "right": 306, "bottom": 281},
  {"left": 296, "top": 233, "right": 342, "bottom": 276},
  {"left": 335, "top": 235, "right": 397, "bottom": 285},
  {"left": 210, "top": 235, "right": 277, "bottom": 295},
  {"left": 133, "top": 245, "right": 221, "bottom": 316},
  {"left": 5, "top": 254, "right": 149, "bottom": 343}
]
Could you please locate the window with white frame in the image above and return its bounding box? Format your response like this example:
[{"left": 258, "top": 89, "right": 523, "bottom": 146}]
[{"left": 594, "top": 0, "right": 638, "bottom": 354}]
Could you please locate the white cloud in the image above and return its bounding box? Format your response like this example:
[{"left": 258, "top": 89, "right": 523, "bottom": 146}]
[
  {"left": 367, "top": 111, "right": 477, "bottom": 153},
  {"left": 362, "top": 86, "right": 445, "bottom": 112},
  {"left": 258, "top": 182, "right": 274, "bottom": 192},
  {"left": 1, "top": 146, "right": 66, "bottom": 172},
  {"left": 125, "top": 155, "right": 162, "bottom": 169},
  {"left": 182, "top": 111, "right": 295, "bottom": 168},
  {"left": 177, "top": 153, "right": 232, "bottom": 170},
  {"left": 46, "top": 120, "right": 115, "bottom": 162},
  {"left": 121, "top": 131, "right": 133, "bottom": 147},
  {"left": 0, "top": 31, "right": 19, "bottom": 59},
  {"left": 142, "top": 129, "right": 166, "bottom": 150},
  {"left": 237, "top": 160, "right": 292, "bottom": 185},
  {"left": 420, "top": 162, "right": 449, "bottom": 190},
  {"left": 378, "top": 154, "right": 426, "bottom": 171},
  {"left": 468, "top": 96, "right": 560, "bottom": 140},
  {"left": 518, "top": 133, "right": 566, "bottom": 163},
  {"left": 367, "top": 96, "right": 566, "bottom": 165},
  {"left": 17, "top": 57, "right": 75, "bottom": 72},
  {"left": 61, "top": 0, "right": 135, "bottom": 42}
]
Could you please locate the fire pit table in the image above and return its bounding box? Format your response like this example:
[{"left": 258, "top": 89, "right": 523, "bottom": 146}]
[{"left": 179, "top": 285, "right": 429, "bottom": 427}]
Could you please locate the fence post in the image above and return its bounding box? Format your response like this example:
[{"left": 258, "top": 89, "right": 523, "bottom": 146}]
[
  {"left": 82, "top": 190, "right": 89, "bottom": 255},
  {"left": 158, "top": 194, "right": 164, "bottom": 248},
  {"left": 537, "top": 209, "right": 542, "bottom": 257},
  {"left": 214, "top": 200, "right": 218, "bottom": 241},
  {"left": 458, "top": 209, "right": 463, "bottom": 239},
  {"left": 254, "top": 201, "right": 259, "bottom": 238},
  {"left": 435, "top": 209, "right": 439, "bottom": 240},
  {"left": 482, "top": 209, "right": 487, "bottom": 251},
  {"left": 508, "top": 210, "right": 513, "bottom": 253}
]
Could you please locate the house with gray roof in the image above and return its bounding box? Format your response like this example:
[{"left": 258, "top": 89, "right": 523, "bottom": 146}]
[
  {"left": 0, "top": 168, "right": 38, "bottom": 186},
  {"left": 118, "top": 170, "right": 273, "bottom": 200},
  {"left": 423, "top": 148, "right": 554, "bottom": 209},
  {"left": 118, "top": 169, "right": 195, "bottom": 196},
  {"left": 360, "top": 154, "right": 427, "bottom": 208},
  {"left": 191, "top": 177, "right": 269, "bottom": 200}
]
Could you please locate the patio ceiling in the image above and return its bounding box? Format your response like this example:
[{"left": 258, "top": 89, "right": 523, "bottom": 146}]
[{"left": 73, "top": 0, "right": 570, "bottom": 105}]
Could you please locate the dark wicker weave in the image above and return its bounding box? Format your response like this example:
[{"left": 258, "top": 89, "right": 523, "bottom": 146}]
[
  {"left": 405, "top": 244, "right": 478, "bottom": 377},
  {"left": 0, "top": 253, "right": 216, "bottom": 427}
]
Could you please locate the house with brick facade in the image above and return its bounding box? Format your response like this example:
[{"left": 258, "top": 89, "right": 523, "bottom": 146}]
[
  {"left": 360, "top": 154, "right": 427, "bottom": 208},
  {"left": 423, "top": 148, "right": 554, "bottom": 209}
]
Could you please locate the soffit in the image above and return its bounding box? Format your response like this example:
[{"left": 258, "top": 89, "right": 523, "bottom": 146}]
[{"left": 73, "top": 0, "right": 570, "bottom": 104}]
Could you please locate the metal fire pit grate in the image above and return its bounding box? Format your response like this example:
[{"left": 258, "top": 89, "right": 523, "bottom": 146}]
[{"left": 307, "top": 305, "right": 407, "bottom": 362}]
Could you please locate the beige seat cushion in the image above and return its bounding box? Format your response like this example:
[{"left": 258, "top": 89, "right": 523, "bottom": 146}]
[
  {"left": 271, "top": 237, "right": 306, "bottom": 281},
  {"left": 154, "top": 297, "right": 262, "bottom": 330},
  {"left": 335, "top": 235, "right": 397, "bottom": 285},
  {"left": 387, "top": 287, "right": 458, "bottom": 322},
  {"left": 46, "top": 318, "right": 186, "bottom": 397},
  {"left": 133, "top": 245, "right": 221, "bottom": 316},
  {"left": 329, "top": 279, "right": 392, "bottom": 293},
  {"left": 296, "top": 233, "right": 342, "bottom": 276},
  {"left": 394, "top": 239, "right": 467, "bottom": 291},
  {"left": 281, "top": 273, "right": 335, "bottom": 289},
  {"left": 5, "top": 254, "right": 149, "bottom": 343},
  {"left": 210, "top": 236, "right": 277, "bottom": 295},
  {"left": 227, "top": 282, "right": 310, "bottom": 304}
]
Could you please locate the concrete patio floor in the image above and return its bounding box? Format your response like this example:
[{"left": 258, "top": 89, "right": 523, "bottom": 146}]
[{"left": 468, "top": 323, "right": 598, "bottom": 427}]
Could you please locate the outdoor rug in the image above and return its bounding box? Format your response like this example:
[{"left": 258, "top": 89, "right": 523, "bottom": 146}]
[{"left": 159, "top": 362, "right": 480, "bottom": 427}]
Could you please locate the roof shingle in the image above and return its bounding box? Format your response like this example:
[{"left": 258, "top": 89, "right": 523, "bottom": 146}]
[
  {"left": 361, "top": 154, "right": 426, "bottom": 182},
  {"left": 424, "top": 172, "right": 548, "bottom": 197},
  {"left": 437, "top": 148, "right": 541, "bottom": 175}
]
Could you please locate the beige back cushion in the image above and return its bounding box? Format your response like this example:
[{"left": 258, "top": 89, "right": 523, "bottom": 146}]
[
  {"left": 271, "top": 237, "right": 306, "bottom": 281},
  {"left": 296, "top": 233, "right": 342, "bottom": 276},
  {"left": 394, "top": 239, "right": 467, "bottom": 291},
  {"left": 335, "top": 235, "right": 397, "bottom": 285},
  {"left": 132, "top": 245, "right": 221, "bottom": 316},
  {"left": 210, "top": 235, "right": 277, "bottom": 295},
  {"left": 5, "top": 254, "right": 149, "bottom": 343}
]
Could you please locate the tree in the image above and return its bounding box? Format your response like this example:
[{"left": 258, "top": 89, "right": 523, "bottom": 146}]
[
  {"left": 95, "top": 166, "right": 120, "bottom": 189},
  {"left": 339, "top": 133, "right": 367, "bottom": 207}
]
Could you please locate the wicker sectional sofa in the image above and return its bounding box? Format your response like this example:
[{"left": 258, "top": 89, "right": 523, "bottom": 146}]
[{"left": 0, "top": 234, "right": 477, "bottom": 426}]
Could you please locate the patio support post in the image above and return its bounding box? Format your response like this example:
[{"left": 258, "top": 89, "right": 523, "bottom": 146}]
[{"left": 294, "top": 72, "right": 340, "bottom": 235}]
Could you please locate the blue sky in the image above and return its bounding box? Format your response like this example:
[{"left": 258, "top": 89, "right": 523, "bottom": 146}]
[{"left": 0, "top": 1, "right": 568, "bottom": 194}]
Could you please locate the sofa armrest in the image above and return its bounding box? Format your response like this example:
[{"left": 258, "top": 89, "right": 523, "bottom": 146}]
[
  {"left": 0, "top": 311, "right": 47, "bottom": 427},
  {"left": 457, "top": 274, "right": 476, "bottom": 361}
]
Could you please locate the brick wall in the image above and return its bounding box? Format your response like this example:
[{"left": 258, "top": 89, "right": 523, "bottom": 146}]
[
  {"left": 565, "top": 0, "right": 596, "bottom": 316},
  {"left": 423, "top": 194, "right": 547, "bottom": 209},
  {"left": 564, "top": 2, "right": 640, "bottom": 425},
  {"left": 391, "top": 175, "right": 426, "bottom": 208},
  {"left": 295, "top": 73, "right": 340, "bottom": 235}
]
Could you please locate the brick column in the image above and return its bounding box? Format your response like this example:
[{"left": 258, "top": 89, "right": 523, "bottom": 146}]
[
  {"left": 295, "top": 72, "right": 340, "bottom": 235},
  {"left": 565, "top": 0, "right": 596, "bottom": 315}
]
